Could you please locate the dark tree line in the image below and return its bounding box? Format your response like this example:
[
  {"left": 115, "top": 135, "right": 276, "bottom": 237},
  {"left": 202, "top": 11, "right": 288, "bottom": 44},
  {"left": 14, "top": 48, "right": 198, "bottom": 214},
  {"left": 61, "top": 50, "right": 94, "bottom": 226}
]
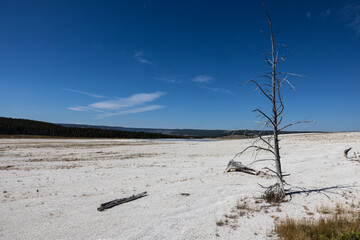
[{"left": 0, "top": 117, "right": 177, "bottom": 139}]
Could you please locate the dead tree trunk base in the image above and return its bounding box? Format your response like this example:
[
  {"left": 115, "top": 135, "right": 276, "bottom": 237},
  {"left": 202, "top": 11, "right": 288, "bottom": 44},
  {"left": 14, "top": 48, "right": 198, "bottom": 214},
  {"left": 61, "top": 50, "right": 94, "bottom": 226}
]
[{"left": 263, "top": 183, "right": 285, "bottom": 203}]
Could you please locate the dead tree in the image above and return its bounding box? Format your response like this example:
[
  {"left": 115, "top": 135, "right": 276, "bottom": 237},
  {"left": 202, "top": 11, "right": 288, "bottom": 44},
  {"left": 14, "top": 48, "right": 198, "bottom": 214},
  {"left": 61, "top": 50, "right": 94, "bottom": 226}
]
[{"left": 233, "top": 6, "right": 313, "bottom": 202}]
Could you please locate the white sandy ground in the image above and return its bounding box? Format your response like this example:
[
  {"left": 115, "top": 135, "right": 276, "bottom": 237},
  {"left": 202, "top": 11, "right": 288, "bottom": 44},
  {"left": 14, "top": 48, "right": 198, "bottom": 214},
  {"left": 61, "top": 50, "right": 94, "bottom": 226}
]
[{"left": 1, "top": 132, "right": 360, "bottom": 240}]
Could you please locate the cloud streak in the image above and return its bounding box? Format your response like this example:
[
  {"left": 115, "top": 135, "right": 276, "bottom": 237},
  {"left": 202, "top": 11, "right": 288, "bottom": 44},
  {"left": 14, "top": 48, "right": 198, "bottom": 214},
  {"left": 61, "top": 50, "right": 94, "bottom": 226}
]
[
  {"left": 62, "top": 88, "right": 104, "bottom": 98},
  {"left": 191, "top": 75, "right": 232, "bottom": 94},
  {"left": 90, "top": 92, "right": 165, "bottom": 110},
  {"left": 154, "top": 77, "right": 183, "bottom": 84},
  {"left": 321, "top": 9, "right": 331, "bottom": 18},
  {"left": 200, "top": 86, "right": 233, "bottom": 95},
  {"left": 350, "top": 15, "right": 360, "bottom": 35},
  {"left": 340, "top": 2, "right": 360, "bottom": 35},
  {"left": 96, "top": 105, "right": 164, "bottom": 119},
  {"left": 68, "top": 106, "right": 88, "bottom": 111},
  {"left": 68, "top": 92, "right": 165, "bottom": 118},
  {"left": 192, "top": 75, "right": 213, "bottom": 83},
  {"left": 133, "top": 51, "right": 152, "bottom": 64}
]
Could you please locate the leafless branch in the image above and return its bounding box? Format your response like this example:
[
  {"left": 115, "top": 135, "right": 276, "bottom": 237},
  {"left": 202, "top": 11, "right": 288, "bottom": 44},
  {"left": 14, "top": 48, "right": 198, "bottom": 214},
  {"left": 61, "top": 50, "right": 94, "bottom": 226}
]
[
  {"left": 232, "top": 145, "right": 275, "bottom": 161},
  {"left": 279, "top": 76, "right": 296, "bottom": 92},
  {"left": 279, "top": 121, "right": 316, "bottom": 132},
  {"left": 249, "top": 158, "right": 275, "bottom": 165},
  {"left": 263, "top": 167, "right": 282, "bottom": 179},
  {"left": 242, "top": 80, "right": 273, "bottom": 101},
  {"left": 278, "top": 116, "right": 283, "bottom": 126},
  {"left": 265, "top": 56, "right": 273, "bottom": 66},
  {"left": 256, "top": 74, "right": 272, "bottom": 80},
  {"left": 246, "top": 129, "right": 274, "bottom": 150},
  {"left": 253, "top": 109, "right": 275, "bottom": 127},
  {"left": 278, "top": 72, "right": 304, "bottom": 77}
]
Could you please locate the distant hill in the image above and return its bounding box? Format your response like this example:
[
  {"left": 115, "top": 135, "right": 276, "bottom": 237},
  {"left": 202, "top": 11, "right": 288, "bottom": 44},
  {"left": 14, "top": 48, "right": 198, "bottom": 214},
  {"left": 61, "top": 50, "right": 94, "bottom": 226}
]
[
  {"left": 60, "top": 123, "right": 248, "bottom": 138},
  {"left": 0, "top": 117, "right": 322, "bottom": 139},
  {"left": 59, "top": 123, "right": 321, "bottom": 138},
  {"left": 0, "top": 117, "right": 176, "bottom": 139}
]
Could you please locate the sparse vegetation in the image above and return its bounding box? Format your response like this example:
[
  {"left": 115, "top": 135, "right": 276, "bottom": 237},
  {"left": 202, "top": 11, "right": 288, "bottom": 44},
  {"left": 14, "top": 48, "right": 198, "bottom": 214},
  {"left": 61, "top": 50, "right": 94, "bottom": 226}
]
[
  {"left": 0, "top": 165, "right": 14, "bottom": 170},
  {"left": 236, "top": 199, "right": 249, "bottom": 210},
  {"left": 318, "top": 205, "right": 332, "bottom": 215},
  {"left": 216, "top": 197, "right": 284, "bottom": 232},
  {"left": 275, "top": 206, "right": 360, "bottom": 240},
  {"left": 263, "top": 189, "right": 284, "bottom": 204}
]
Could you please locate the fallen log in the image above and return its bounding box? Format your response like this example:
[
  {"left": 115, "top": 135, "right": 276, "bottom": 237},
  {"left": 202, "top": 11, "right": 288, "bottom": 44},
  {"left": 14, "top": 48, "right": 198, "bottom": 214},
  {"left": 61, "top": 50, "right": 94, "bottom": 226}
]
[
  {"left": 97, "top": 191, "right": 148, "bottom": 211},
  {"left": 344, "top": 147, "right": 353, "bottom": 158},
  {"left": 225, "top": 160, "right": 259, "bottom": 175},
  {"left": 344, "top": 147, "right": 360, "bottom": 161}
]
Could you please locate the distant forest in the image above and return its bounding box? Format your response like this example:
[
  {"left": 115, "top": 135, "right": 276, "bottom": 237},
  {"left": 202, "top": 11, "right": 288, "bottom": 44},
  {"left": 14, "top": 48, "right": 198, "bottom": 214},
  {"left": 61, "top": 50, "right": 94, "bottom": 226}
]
[{"left": 0, "top": 117, "right": 176, "bottom": 139}]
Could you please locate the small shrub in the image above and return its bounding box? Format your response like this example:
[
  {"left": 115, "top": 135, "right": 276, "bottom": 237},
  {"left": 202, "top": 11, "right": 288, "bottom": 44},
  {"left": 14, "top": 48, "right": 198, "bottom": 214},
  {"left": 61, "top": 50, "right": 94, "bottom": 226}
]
[
  {"left": 263, "top": 190, "right": 283, "bottom": 204},
  {"left": 318, "top": 205, "right": 332, "bottom": 215},
  {"left": 236, "top": 200, "right": 248, "bottom": 210},
  {"left": 216, "top": 220, "right": 224, "bottom": 226},
  {"left": 239, "top": 211, "right": 246, "bottom": 217}
]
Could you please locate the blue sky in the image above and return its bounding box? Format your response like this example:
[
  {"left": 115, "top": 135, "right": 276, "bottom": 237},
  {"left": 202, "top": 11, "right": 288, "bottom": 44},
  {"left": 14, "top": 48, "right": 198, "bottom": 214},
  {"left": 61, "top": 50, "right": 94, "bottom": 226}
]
[{"left": 1, "top": 0, "right": 359, "bottom": 131}]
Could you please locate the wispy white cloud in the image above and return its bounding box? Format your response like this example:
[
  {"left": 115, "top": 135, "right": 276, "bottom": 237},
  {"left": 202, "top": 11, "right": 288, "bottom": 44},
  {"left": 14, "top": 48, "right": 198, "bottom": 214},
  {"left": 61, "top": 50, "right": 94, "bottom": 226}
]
[
  {"left": 191, "top": 75, "right": 232, "bottom": 94},
  {"left": 68, "top": 106, "right": 88, "bottom": 111},
  {"left": 133, "top": 51, "right": 152, "bottom": 64},
  {"left": 192, "top": 75, "right": 213, "bottom": 83},
  {"left": 306, "top": 12, "right": 312, "bottom": 19},
  {"left": 62, "top": 88, "right": 104, "bottom": 98},
  {"left": 340, "top": 2, "right": 360, "bottom": 35},
  {"left": 200, "top": 86, "right": 233, "bottom": 95},
  {"left": 68, "top": 92, "right": 165, "bottom": 118},
  {"left": 350, "top": 15, "right": 360, "bottom": 35},
  {"left": 67, "top": 106, "right": 110, "bottom": 113},
  {"left": 89, "top": 92, "right": 165, "bottom": 110},
  {"left": 321, "top": 9, "right": 331, "bottom": 18},
  {"left": 154, "top": 77, "right": 183, "bottom": 84},
  {"left": 96, "top": 105, "right": 164, "bottom": 119}
]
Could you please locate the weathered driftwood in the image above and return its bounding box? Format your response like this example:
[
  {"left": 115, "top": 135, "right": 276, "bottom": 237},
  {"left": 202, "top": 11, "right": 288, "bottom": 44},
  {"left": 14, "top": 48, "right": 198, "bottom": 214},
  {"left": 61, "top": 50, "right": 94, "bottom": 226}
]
[
  {"left": 225, "top": 160, "right": 259, "bottom": 175},
  {"left": 344, "top": 147, "right": 360, "bottom": 161},
  {"left": 344, "top": 148, "right": 352, "bottom": 158},
  {"left": 97, "top": 191, "right": 148, "bottom": 211}
]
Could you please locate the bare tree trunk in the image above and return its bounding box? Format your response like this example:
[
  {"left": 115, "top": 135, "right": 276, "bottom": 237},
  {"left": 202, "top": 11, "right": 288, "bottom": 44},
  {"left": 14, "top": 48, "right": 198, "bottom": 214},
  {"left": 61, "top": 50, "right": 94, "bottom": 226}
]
[{"left": 267, "top": 7, "right": 285, "bottom": 200}]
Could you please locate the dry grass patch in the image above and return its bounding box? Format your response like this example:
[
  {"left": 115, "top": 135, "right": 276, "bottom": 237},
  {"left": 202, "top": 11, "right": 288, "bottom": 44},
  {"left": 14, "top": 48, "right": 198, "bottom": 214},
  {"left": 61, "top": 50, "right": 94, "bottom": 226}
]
[
  {"left": 317, "top": 205, "right": 333, "bottom": 215},
  {"left": 25, "top": 153, "right": 160, "bottom": 163},
  {"left": 52, "top": 164, "right": 82, "bottom": 170},
  {"left": 117, "top": 153, "right": 161, "bottom": 160},
  {"left": 275, "top": 205, "right": 360, "bottom": 240},
  {"left": 26, "top": 157, "right": 82, "bottom": 162},
  {"left": 216, "top": 197, "right": 273, "bottom": 234},
  {"left": 0, "top": 165, "right": 15, "bottom": 170}
]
